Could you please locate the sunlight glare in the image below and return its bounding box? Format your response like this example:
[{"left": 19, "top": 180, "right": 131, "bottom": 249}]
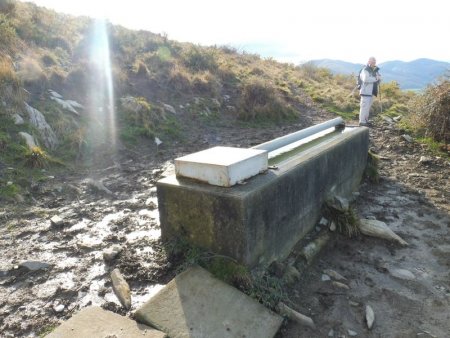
[{"left": 87, "top": 18, "right": 117, "bottom": 163}]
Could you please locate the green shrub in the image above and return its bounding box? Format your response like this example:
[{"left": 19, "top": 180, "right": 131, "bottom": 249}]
[
  {"left": 182, "top": 46, "right": 217, "bottom": 72},
  {"left": 0, "top": 0, "right": 16, "bottom": 15},
  {"left": 41, "top": 52, "right": 58, "bottom": 67},
  {"left": 364, "top": 150, "right": 380, "bottom": 183},
  {"left": 238, "top": 76, "right": 295, "bottom": 121},
  {"left": 0, "top": 13, "right": 16, "bottom": 50},
  {"left": 24, "top": 146, "right": 49, "bottom": 168},
  {"left": 0, "top": 182, "right": 20, "bottom": 201},
  {"left": 192, "top": 71, "right": 221, "bottom": 96},
  {"left": 408, "top": 78, "right": 450, "bottom": 144},
  {"left": 0, "top": 56, "right": 23, "bottom": 107}
]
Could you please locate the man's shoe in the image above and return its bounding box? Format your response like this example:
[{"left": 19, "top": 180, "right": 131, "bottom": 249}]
[{"left": 359, "top": 122, "right": 372, "bottom": 127}]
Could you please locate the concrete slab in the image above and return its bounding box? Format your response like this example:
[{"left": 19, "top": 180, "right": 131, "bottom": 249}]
[
  {"left": 46, "top": 306, "right": 166, "bottom": 338},
  {"left": 135, "top": 266, "right": 283, "bottom": 338},
  {"left": 175, "top": 146, "right": 268, "bottom": 187}
]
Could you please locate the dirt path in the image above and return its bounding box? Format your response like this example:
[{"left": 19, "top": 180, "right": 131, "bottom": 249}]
[
  {"left": 0, "top": 115, "right": 448, "bottom": 337},
  {"left": 278, "top": 120, "right": 450, "bottom": 338}
]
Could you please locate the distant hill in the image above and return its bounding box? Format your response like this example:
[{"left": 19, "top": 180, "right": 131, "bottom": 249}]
[{"left": 309, "top": 58, "right": 450, "bottom": 90}]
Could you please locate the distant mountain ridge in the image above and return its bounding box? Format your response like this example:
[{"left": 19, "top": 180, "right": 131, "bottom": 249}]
[{"left": 309, "top": 58, "right": 450, "bottom": 90}]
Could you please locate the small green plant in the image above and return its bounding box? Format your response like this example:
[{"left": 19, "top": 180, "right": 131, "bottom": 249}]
[
  {"left": 409, "top": 78, "right": 449, "bottom": 145},
  {"left": 38, "top": 324, "right": 57, "bottom": 338},
  {"left": 238, "top": 76, "right": 296, "bottom": 121},
  {"left": 182, "top": 45, "right": 217, "bottom": 72},
  {"left": 323, "top": 202, "right": 360, "bottom": 238},
  {"left": 0, "top": 13, "right": 17, "bottom": 51},
  {"left": 24, "top": 146, "right": 49, "bottom": 168},
  {"left": 364, "top": 150, "right": 380, "bottom": 183},
  {"left": 0, "top": 182, "right": 20, "bottom": 201},
  {"left": 248, "top": 272, "right": 286, "bottom": 309},
  {"left": 164, "top": 238, "right": 286, "bottom": 310}
]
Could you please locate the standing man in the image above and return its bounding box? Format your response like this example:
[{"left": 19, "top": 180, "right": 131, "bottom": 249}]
[{"left": 359, "top": 56, "right": 381, "bottom": 126}]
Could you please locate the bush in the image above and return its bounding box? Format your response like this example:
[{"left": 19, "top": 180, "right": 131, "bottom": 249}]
[
  {"left": 0, "top": 0, "right": 16, "bottom": 15},
  {"left": 238, "top": 77, "right": 295, "bottom": 121},
  {"left": 41, "top": 52, "right": 58, "bottom": 67},
  {"left": 409, "top": 78, "right": 450, "bottom": 144},
  {"left": 0, "top": 13, "right": 16, "bottom": 51},
  {"left": 182, "top": 46, "right": 217, "bottom": 72},
  {"left": 0, "top": 56, "right": 23, "bottom": 107},
  {"left": 24, "top": 146, "right": 49, "bottom": 168},
  {"left": 192, "top": 71, "right": 221, "bottom": 96}
]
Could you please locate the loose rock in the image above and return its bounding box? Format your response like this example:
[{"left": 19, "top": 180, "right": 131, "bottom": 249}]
[
  {"left": 323, "top": 269, "right": 347, "bottom": 281},
  {"left": 110, "top": 268, "right": 131, "bottom": 309},
  {"left": 332, "top": 281, "right": 350, "bottom": 290},
  {"left": 103, "top": 245, "right": 123, "bottom": 263},
  {"left": 359, "top": 219, "right": 408, "bottom": 246},
  {"left": 389, "top": 268, "right": 415, "bottom": 281},
  {"left": 276, "top": 302, "right": 315, "bottom": 329},
  {"left": 366, "top": 304, "right": 375, "bottom": 329}
]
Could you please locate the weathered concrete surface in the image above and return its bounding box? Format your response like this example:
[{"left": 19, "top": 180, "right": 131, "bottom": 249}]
[
  {"left": 135, "top": 265, "right": 283, "bottom": 338},
  {"left": 157, "top": 127, "right": 369, "bottom": 266},
  {"left": 46, "top": 306, "right": 166, "bottom": 338},
  {"left": 175, "top": 146, "right": 268, "bottom": 187}
]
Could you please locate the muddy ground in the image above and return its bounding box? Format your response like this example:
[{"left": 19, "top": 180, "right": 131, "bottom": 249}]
[{"left": 0, "top": 113, "right": 449, "bottom": 338}]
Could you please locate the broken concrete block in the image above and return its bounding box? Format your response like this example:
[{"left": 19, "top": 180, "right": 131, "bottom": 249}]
[
  {"left": 46, "top": 306, "right": 165, "bottom": 337},
  {"left": 135, "top": 266, "right": 282, "bottom": 338}
]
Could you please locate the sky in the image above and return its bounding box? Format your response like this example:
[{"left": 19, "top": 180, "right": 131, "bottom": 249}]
[{"left": 25, "top": 0, "right": 450, "bottom": 65}]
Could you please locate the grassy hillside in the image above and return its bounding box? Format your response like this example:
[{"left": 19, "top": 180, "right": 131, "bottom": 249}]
[{"left": 1, "top": 0, "right": 446, "bottom": 203}]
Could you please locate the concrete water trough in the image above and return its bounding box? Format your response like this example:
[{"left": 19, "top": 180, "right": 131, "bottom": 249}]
[{"left": 157, "top": 118, "right": 369, "bottom": 267}]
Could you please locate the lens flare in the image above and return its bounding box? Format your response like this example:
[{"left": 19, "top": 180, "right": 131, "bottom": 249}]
[{"left": 86, "top": 18, "right": 116, "bottom": 165}]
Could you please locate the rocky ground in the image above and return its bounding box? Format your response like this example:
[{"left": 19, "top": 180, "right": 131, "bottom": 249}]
[
  {"left": 277, "top": 120, "right": 450, "bottom": 338},
  {"left": 0, "top": 113, "right": 449, "bottom": 337}
]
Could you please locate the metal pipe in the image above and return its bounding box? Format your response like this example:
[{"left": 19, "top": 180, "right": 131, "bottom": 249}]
[{"left": 252, "top": 117, "right": 345, "bottom": 152}]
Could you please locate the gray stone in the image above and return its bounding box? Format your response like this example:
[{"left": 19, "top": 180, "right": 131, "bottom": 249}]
[
  {"left": 329, "top": 221, "right": 337, "bottom": 232},
  {"left": 135, "top": 266, "right": 282, "bottom": 338},
  {"left": 402, "top": 134, "right": 413, "bottom": 143},
  {"left": 366, "top": 304, "right": 375, "bottom": 329},
  {"left": 49, "top": 95, "right": 82, "bottom": 115},
  {"left": 360, "top": 219, "right": 408, "bottom": 246},
  {"left": 53, "top": 304, "right": 65, "bottom": 313},
  {"left": 13, "top": 114, "right": 24, "bottom": 125},
  {"left": 103, "top": 245, "right": 122, "bottom": 263},
  {"left": 390, "top": 268, "right": 415, "bottom": 280},
  {"left": 50, "top": 215, "right": 64, "bottom": 227},
  {"left": 332, "top": 281, "right": 350, "bottom": 289},
  {"left": 348, "top": 329, "right": 358, "bottom": 336},
  {"left": 46, "top": 306, "right": 165, "bottom": 338},
  {"left": 111, "top": 268, "right": 131, "bottom": 309},
  {"left": 319, "top": 217, "right": 328, "bottom": 226},
  {"left": 419, "top": 156, "right": 432, "bottom": 164},
  {"left": 382, "top": 116, "right": 393, "bottom": 123},
  {"left": 163, "top": 103, "right": 176, "bottom": 114},
  {"left": 323, "top": 269, "right": 347, "bottom": 281},
  {"left": 321, "top": 274, "right": 331, "bottom": 281},
  {"left": 19, "top": 261, "right": 51, "bottom": 271},
  {"left": 18, "top": 132, "right": 36, "bottom": 149},
  {"left": 327, "top": 195, "right": 350, "bottom": 212},
  {"left": 25, "top": 103, "right": 58, "bottom": 149}
]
